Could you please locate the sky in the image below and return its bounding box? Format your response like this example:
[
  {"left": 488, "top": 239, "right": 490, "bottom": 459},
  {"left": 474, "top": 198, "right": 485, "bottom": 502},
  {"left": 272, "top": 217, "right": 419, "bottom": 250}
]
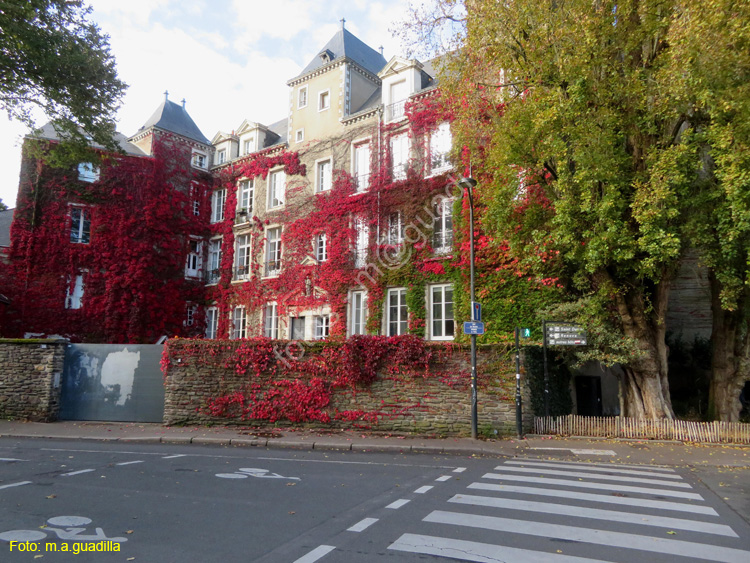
[{"left": 0, "top": 0, "right": 417, "bottom": 209}]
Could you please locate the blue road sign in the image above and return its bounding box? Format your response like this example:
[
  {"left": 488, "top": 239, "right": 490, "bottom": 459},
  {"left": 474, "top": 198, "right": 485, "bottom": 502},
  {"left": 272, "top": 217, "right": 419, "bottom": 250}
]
[
  {"left": 472, "top": 302, "right": 482, "bottom": 322},
  {"left": 463, "top": 321, "right": 485, "bottom": 335}
]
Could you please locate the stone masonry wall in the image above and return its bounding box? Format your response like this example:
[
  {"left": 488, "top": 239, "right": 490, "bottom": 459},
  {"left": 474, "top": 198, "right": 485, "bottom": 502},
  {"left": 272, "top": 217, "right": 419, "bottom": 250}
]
[
  {"left": 0, "top": 339, "right": 67, "bottom": 421},
  {"left": 162, "top": 338, "right": 532, "bottom": 436}
]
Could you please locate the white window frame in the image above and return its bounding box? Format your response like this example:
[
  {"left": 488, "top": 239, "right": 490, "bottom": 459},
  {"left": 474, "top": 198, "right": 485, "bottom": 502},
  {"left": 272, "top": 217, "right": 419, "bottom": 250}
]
[
  {"left": 205, "top": 306, "right": 218, "bottom": 339},
  {"left": 243, "top": 138, "right": 254, "bottom": 155},
  {"left": 354, "top": 216, "right": 369, "bottom": 268},
  {"left": 315, "top": 233, "right": 327, "bottom": 262},
  {"left": 185, "top": 304, "right": 197, "bottom": 327},
  {"left": 65, "top": 274, "right": 84, "bottom": 310},
  {"left": 69, "top": 206, "right": 91, "bottom": 244},
  {"left": 267, "top": 169, "right": 285, "bottom": 210},
  {"left": 264, "top": 302, "right": 278, "bottom": 338},
  {"left": 290, "top": 316, "right": 306, "bottom": 340},
  {"left": 387, "top": 212, "right": 404, "bottom": 246},
  {"left": 318, "top": 89, "right": 330, "bottom": 111},
  {"left": 352, "top": 142, "right": 370, "bottom": 193},
  {"left": 185, "top": 239, "right": 203, "bottom": 279},
  {"left": 314, "top": 315, "right": 330, "bottom": 340},
  {"left": 349, "top": 290, "right": 367, "bottom": 336},
  {"left": 390, "top": 133, "right": 410, "bottom": 181},
  {"left": 433, "top": 198, "right": 453, "bottom": 253},
  {"left": 211, "top": 189, "right": 226, "bottom": 223},
  {"left": 237, "top": 179, "right": 254, "bottom": 218},
  {"left": 231, "top": 306, "right": 247, "bottom": 340},
  {"left": 191, "top": 150, "right": 207, "bottom": 169},
  {"left": 316, "top": 157, "right": 332, "bottom": 193},
  {"left": 298, "top": 85, "right": 308, "bottom": 109},
  {"left": 234, "top": 234, "right": 252, "bottom": 280},
  {"left": 265, "top": 226, "right": 282, "bottom": 277},
  {"left": 430, "top": 284, "right": 455, "bottom": 341},
  {"left": 295, "top": 129, "right": 304, "bottom": 143},
  {"left": 207, "top": 238, "right": 222, "bottom": 284},
  {"left": 217, "top": 149, "right": 226, "bottom": 165},
  {"left": 428, "top": 122, "right": 452, "bottom": 175},
  {"left": 77, "top": 162, "right": 100, "bottom": 182},
  {"left": 387, "top": 80, "right": 408, "bottom": 122},
  {"left": 386, "top": 288, "right": 408, "bottom": 336}
]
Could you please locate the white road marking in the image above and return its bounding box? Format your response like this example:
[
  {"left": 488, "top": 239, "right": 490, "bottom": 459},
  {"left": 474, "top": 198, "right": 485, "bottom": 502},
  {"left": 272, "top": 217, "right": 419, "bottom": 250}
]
[
  {"left": 436, "top": 475, "right": 451, "bottom": 482},
  {"left": 293, "top": 545, "right": 336, "bottom": 563},
  {"left": 453, "top": 467, "right": 467, "bottom": 473},
  {"left": 0, "top": 458, "right": 27, "bottom": 462},
  {"left": 492, "top": 466, "right": 691, "bottom": 488},
  {"left": 162, "top": 454, "right": 187, "bottom": 459},
  {"left": 505, "top": 460, "right": 683, "bottom": 479},
  {"left": 0, "top": 481, "right": 32, "bottom": 490},
  {"left": 425, "top": 510, "right": 750, "bottom": 563},
  {"left": 347, "top": 518, "right": 378, "bottom": 532},
  {"left": 115, "top": 460, "right": 144, "bottom": 466},
  {"left": 390, "top": 533, "right": 610, "bottom": 563},
  {"left": 415, "top": 485, "right": 433, "bottom": 494},
  {"left": 386, "top": 499, "right": 410, "bottom": 509},
  {"left": 570, "top": 449, "right": 616, "bottom": 456},
  {"left": 524, "top": 453, "right": 675, "bottom": 471},
  {"left": 450, "top": 494, "right": 737, "bottom": 537},
  {"left": 482, "top": 473, "right": 703, "bottom": 500},
  {"left": 468, "top": 482, "right": 718, "bottom": 515},
  {"left": 60, "top": 469, "right": 95, "bottom": 477}
]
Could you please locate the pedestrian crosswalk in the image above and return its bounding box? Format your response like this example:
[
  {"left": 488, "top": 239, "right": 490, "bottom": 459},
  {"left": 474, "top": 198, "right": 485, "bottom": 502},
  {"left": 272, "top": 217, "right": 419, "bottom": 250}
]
[{"left": 388, "top": 459, "right": 750, "bottom": 562}]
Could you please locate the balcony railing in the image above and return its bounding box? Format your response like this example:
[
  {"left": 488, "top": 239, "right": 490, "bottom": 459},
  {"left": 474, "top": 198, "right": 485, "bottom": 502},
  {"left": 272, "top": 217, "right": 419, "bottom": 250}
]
[
  {"left": 354, "top": 173, "right": 370, "bottom": 193},
  {"left": 205, "top": 268, "right": 221, "bottom": 284},
  {"left": 265, "top": 260, "right": 281, "bottom": 277},
  {"left": 233, "top": 265, "right": 251, "bottom": 281},
  {"left": 386, "top": 99, "right": 406, "bottom": 122}
]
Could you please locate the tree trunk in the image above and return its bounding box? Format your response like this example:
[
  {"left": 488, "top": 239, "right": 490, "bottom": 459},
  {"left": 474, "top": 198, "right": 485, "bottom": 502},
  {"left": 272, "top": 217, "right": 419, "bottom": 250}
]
[
  {"left": 612, "top": 274, "right": 675, "bottom": 419},
  {"left": 708, "top": 272, "right": 749, "bottom": 422}
]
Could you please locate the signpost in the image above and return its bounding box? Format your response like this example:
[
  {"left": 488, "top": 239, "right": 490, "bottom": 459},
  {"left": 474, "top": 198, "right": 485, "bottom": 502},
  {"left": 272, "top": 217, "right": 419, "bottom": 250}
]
[
  {"left": 542, "top": 321, "right": 588, "bottom": 417},
  {"left": 463, "top": 321, "right": 485, "bottom": 335}
]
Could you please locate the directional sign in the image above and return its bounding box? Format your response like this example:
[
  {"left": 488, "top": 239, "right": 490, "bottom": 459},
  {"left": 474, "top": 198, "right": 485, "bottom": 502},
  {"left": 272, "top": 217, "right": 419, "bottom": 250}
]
[
  {"left": 472, "top": 302, "right": 482, "bottom": 322},
  {"left": 463, "top": 321, "right": 485, "bottom": 335},
  {"left": 545, "top": 322, "right": 587, "bottom": 346}
]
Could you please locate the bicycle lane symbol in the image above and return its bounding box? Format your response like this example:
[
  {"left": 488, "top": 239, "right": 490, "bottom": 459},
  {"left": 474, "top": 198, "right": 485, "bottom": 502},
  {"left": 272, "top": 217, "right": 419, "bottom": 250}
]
[
  {"left": 215, "top": 467, "right": 300, "bottom": 480},
  {"left": 0, "top": 516, "right": 128, "bottom": 543}
]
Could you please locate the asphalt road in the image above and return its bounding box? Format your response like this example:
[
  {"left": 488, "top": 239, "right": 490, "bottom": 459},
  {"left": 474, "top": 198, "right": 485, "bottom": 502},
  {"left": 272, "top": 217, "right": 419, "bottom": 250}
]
[{"left": 1, "top": 438, "right": 749, "bottom": 562}]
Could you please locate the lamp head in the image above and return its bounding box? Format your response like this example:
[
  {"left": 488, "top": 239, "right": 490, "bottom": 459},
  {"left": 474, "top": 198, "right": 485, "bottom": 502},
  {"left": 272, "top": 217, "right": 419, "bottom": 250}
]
[{"left": 458, "top": 177, "right": 477, "bottom": 190}]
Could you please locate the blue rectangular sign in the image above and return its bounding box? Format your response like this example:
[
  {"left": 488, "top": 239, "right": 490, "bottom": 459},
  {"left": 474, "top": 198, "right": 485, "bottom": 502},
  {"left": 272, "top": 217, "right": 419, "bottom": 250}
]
[
  {"left": 472, "top": 302, "right": 482, "bottom": 322},
  {"left": 463, "top": 321, "right": 485, "bottom": 335}
]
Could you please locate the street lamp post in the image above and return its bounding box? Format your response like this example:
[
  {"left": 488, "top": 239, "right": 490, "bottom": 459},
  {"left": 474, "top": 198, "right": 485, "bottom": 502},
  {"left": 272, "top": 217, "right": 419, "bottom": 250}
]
[{"left": 459, "top": 176, "right": 478, "bottom": 440}]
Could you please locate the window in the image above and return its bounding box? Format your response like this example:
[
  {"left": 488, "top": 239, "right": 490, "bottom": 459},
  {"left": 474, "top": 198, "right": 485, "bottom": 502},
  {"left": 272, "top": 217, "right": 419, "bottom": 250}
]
[
  {"left": 316, "top": 158, "right": 332, "bottom": 193},
  {"left": 70, "top": 207, "right": 90, "bottom": 244},
  {"left": 319, "top": 90, "right": 330, "bottom": 111},
  {"left": 232, "top": 306, "right": 247, "bottom": 339},
  {"left": 65, "top": 274, "right": 84, "bottom": 310},
  {"left": 193, "top": 199, "right": 200, "bottom": 216},
  {"left": 211, "top": 189, "right": 226, "bottom": 223},
  {"left": 298, "top": 86, "right": 308, "bottom": 109},
  {"left": 205, "top": 307, "right": 218, "bottom": 339},
  {"left": 243, "top": 138, "right": 253, "bottom": 155},
  {"left": 390, "top": 134, "right": 409, "bottom": 180},
  {"left": 433, "top": 198, "right": 453, "bottom": 252},
  {"left": 295, "top": 129, "right": 304, "bottom": 143},
  {"left": 192, "top": 151, "right": 207, "bottom": 169},
  {"left": 234, "top": 234, "right": 251, "bottom": 280},
  {"left": 429, "top": 122, "right": 452, "bottom": 175},
  {"left": 353, "top": 143, "right": 370, "bottom": 192},
  {"left": 290, "top": 317, "right": 306, "bottom": 340},
  {"left": 217, "top": 149, "right": 226, "bottom": 165},
  {"left": 387, "top": 212, "right": 404, "bottom": 246},
  {"left": 387, "top": 80, "right": 407, "bottom": 121},
  {"left": 430, "top": 284, "right": 455, "bottom": 340},
  {"left": 264, "top": 303, "right": 278, "bottom": 338},
  {"left": 314, "top": 315, "right": 330, "bottom": 340},
  {"left": 268, "top": 169, "right": 285, "bottom": 209},
  {"left": 350, "top": 291, "right": 367, "bottom": 336},
  {"left": 387, "top": 288, "right": 408, "bottom": 336},
  {"left": 77, "top": 163, "right": 100, "bottom": 182},
  {"left": 265, "top": 227, "right": 281, "bottom": 276},
  {"left": 354, "top": 216, "right": 368, "bottom": 268},
  {"left": 315, "top": 233, "right": 327, "bottom": 262},
  {"left": 185, "top": 239, "right": 203, "bottom": 278},
  {"left": 207, "top": 239, "right": 222, "bottom": 284},
  {"left": 237, "top": 179, "right": 254, "bottom": 219},
  {"left": 185, "top": 304, "right": 197, "bottom": 327}
]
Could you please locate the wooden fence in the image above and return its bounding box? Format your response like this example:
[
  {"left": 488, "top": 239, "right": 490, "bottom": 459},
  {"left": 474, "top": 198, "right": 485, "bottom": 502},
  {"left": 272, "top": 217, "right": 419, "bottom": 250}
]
[{"left": 534, "top": 415, "right": 750, "bottom": 444}]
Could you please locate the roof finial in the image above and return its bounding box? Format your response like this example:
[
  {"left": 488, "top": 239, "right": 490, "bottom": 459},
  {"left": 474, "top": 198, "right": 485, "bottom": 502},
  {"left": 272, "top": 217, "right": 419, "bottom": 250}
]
[
  {"left": 181, "top": 98, "right": 186, "bottom": 108},
  {"left": 379, "top": 45, "right": 384, "bottom": 56},
  {"left": 164, "top": 90, "right": 169, "bottom": 101},
  {"left": 340, "top": 17, "right": 346, "bottom": 30}
]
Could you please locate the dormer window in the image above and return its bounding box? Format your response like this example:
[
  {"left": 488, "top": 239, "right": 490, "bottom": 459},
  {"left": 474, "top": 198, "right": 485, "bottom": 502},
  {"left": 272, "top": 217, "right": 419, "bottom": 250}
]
[
  {"left": 319, "top": 90, "right": 330, "bottom": 111},
  {"left": 217, "top": 149, "right": 226, "bottom": 165},
  {"left": 243, "top": 138, "right": 254, "bottom": 155},
  {"left": 319, "top": 49, "right": 333, "bottom": 63}
]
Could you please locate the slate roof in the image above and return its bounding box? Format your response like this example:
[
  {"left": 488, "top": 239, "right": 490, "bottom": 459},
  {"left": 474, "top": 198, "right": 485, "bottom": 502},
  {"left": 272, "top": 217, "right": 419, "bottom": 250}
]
[
  {"left": 133, "top": 99, "right": 210, "bottom": 145},
  {"left": 30, "top": 123, "right": 146, "bottom": 156},
  {"left": 265, "top": 118, "right": 288, "bottom": 147},
  {"left": 0, "top": 208, "right": 14, "bottom": 247},
  {"left": 295, "top": 28, "right": 386, "bottom": 80}
]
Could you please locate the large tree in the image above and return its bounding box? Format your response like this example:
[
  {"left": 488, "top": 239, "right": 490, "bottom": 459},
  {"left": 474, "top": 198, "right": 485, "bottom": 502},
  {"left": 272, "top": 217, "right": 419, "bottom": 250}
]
[{"left": 0, "top": 0, "right": 126, "bottom": 149}]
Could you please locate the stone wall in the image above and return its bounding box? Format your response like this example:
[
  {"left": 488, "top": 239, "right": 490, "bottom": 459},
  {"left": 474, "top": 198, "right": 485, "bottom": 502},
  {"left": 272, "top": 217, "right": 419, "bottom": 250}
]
[
  {"left": 0, "top": 339, "right": 67, "bottom": 421},
  {"left": 162, "top": 338, "right": 532, "bottom": 436}
]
